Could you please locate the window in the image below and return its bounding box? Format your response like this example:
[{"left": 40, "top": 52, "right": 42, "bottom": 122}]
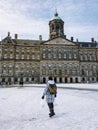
[
  {"left": 69, "top": 54, "right": 72, "bottom": 59},
  {"left": 10, "top": 54, "right": 13, "bottom": 59},
  {"left": 32, "top": 77, "right": 34, "bottom": 81},
  {"left": 27, "top": 55, "right": 30, "bottom": 59},
  {"left": 48, "top": 53, "right": 51, "bottom": 59},
  {"left": 26, "top": 77, "right": 29, "bottom": 82},
  {"left": 14, "top": 78, "right": 17, "bottom": 82},
  {"left": 16, "top": 49, "right": 19, "bottom": 54},
  {"left": 53, "top": 54, "right": 56, "bottom": 59},
  {"left": 92, "top": 77, "right": 94, "bottom": 81},
  {"left": 32, "top": 54, "right": 35, "bottom": 59},
  {"left": 4, "top": 48, "right": 7, "bottom": 53},
  {"left": 37, "top": 54, "right": 40, "bottom": 59},
  {"left": 27, "top": 50, "right": 29, "bottom": 53},
  {"left": 64, "top": 49, "right": 66, "bottom": 52},
  {"left": 89, "top": 55, "right": 92, "bottom": 61},
  {"left": 43, "top": 48, "right": 46, "bottom": 52},
  {"left": 93, "top": 55, "right": 96, "bottom": 61},
  {"left": 4, "top": 54, "right": 7, "bottom": 59},
  {"left": 59, "top": 69, "right": 62, "bottom": 74},
  {"left": 73, "top": 49, "right": 77, "bottom": 52},
  {"left": 22, "top": 49, "right": 24, "bottom": 54},
  {"left": 2, "top": 78, "right": 5, "bottom": 82},
  {"left": 52, "top": 24, "right": 54, "bottom": 30},
  {"left": 58, "top": 48, "right": 62, "bottom": 52},
  {"left": 43, "top": 54, "right": 46, "bottom": 59},
  {"left": 21, "top": 55, "right": 24, "bottom": 59},
  {"left": 42, "top": 69, "right": 46, "bottom": 75},
  {"left": 74, "top": 53, "right": 77, "bottom": 59},
  {"left": 82, "top": 69, "right": 85, "bottom": 75},
  {"left": 53, "top": 48, "right": 56, "bottom": 52},
  {"left": 32, "top": 49, "right": 34, "bottom": 53},
  {"left": 48, "top": 48, "right": 51, "bottom": 52},
  {"left": 85, "top": 55, "right": 87, "bottom": 61},
  {"left": 64, "top": 53, "right": 66, "bottom": 59},
  {"left": 10, "top": 48, "right": 13, "bottom": 53},
  {"left": 16, "top": 55, "right": 19, "bottom": 59},
  {"left": 59, "top": 53, "right": 62, "bottom": 59}
]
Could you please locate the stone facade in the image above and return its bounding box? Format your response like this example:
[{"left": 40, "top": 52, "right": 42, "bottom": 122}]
[{"left": 0, "top": 12, "right": 98, "bottom": 84}]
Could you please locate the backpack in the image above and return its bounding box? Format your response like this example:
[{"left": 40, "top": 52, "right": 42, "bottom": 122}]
[{"left": 48, "top": 84, "right": 57, "bottom": 94}]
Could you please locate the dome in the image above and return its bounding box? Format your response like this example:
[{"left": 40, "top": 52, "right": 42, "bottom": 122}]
[{"left": 51, "top": 12, "right": 62, "bottom": 21}]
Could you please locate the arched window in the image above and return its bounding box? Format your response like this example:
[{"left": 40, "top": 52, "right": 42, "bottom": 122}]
[
  {"left": 82, "top": 77, "right": 85, "bottom": 82},
  {"left": 43, "top": 77, "right": 46, "bottom": 83},
  {"left": 14, "top": 78, "right": 17, "bottom": 82},
  {"left": 59, "top": 53, "right": 62, "bottom": 59},
  {"left": 26, "top": 77, "right": 29, "bottom": 82},
  {"left": 75, "top": 78, "right": 78, "bottom": 83},
  {"left": 32, "top": 77, "right": 34, "bottom": 81},
  {"left": 65, "top": 77, "right": 67, "bottom": 83},
  {"left": 54, "top": 77, "right": 57, "bottom": 83},
  {"left": 2, "top": 78, "right": 5, "bottom": 82},
  {"left": 52, "top": 24, "right": 54, "bottom": 30},
  {"left": 59, "top": 77, "right": 62, "bottom": 83},
  {"left": 64, "top": 53, "right": 66, "bottom": 59},
  {"left": 70, "top": 78, "right": 73, "bottom": 83}
]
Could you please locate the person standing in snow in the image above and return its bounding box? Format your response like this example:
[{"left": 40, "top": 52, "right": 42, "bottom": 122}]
[{"left": 41, "top": 76, "right": 57, "bottom": 117}]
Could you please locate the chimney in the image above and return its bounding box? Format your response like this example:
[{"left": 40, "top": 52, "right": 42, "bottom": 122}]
[
  {"left": 91, "top": 38, "right": 94, "bottom": 43},
  {"left": 71, "top": 36, "right": 74, "bottom": 42},
  {"left": 64, "top": 35, "right": 66, "bottom": 39},
  {"left": 76, "top": 38, "right": 79, "bottom": 42},
  {"left": 15, "top": 34, "right": 18, "bottom": 39},
  {"left": 8, "top": 32, "right": 10, "bottom": 37},
  {"left": 39, "top": 35, "right": 42, "bottom": 41}
]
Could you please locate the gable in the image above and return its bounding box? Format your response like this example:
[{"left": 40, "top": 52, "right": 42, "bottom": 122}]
[
  {"left": 2, "top": 36, "right": 16, "bottom": 45},
  {"left": 43, "top": 37, "right": 76, "bottom": 45}
]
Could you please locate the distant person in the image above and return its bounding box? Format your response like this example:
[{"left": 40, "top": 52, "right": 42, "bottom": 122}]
[
  {"left": 19, "top": 80, "right": 23, "bottom": 87},
  {"left": 41, "top": 76, "right": 57, "bottom": 117}
]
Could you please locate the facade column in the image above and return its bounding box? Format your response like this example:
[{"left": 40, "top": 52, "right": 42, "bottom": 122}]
[
  {"left": 67, "top": 77, "right": 70, "bottom": 83},
  {"left": 57, "top": 77, "right": 59, "bottom": 83},
  {"left": 78, "top": 77, "right": 81, "bottom": 83},
  {"left": 62, "top": 77, "right": 65, "bottom": 83},
  {"left": 73, "top": 77, "right": 75, "bottom": 83}
]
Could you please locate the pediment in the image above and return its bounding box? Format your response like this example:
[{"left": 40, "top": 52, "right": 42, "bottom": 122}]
[
  {"left": 43, "top": 37, "right": 76, "bottom": 45},
  {"left": 2, "top": 36, "right": 16, "bottom": 45}
]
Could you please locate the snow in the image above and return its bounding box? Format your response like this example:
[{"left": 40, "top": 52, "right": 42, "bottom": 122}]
[
  {"left": 0, "top": 84, "right": 98, "bottom": 130},
  {"left": 12, "top": 83, "right": 98, "bottom": 91}
]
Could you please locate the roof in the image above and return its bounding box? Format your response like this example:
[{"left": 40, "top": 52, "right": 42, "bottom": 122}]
[
  {"left": 78, "top": 42, "right": 97, "bottom": 47},
  {"left": 1, "top": 36, "right": 15, "bottom": 45},
  {"left": 13, "top": 39, "right": 42, "bottom": 46},
  {"left": 0, "top": 35, "right": 44, "bottom": 46},
  {"left": 51, "top": 12, "right": 62, "bottom": 21}
]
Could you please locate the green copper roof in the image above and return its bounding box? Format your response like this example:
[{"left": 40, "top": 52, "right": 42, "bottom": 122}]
[{"left": 51, "top": 12, "right": 62, "bottom": 21}]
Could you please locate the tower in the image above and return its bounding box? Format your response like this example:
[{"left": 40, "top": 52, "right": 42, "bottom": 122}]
[{"left": 49, "top": 11, "right": 64, "bottom": 39}]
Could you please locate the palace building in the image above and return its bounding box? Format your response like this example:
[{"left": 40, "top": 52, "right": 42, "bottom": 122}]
[{"left": 0, "top": 12, "right": 98, "bottom": 84}]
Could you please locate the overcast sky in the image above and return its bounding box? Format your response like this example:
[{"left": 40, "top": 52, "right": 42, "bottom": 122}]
[{"left": 0, "top": 0, "right": 98, "bottom": 42}]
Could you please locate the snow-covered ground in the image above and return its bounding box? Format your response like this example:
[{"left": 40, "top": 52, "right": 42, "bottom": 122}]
[
  {"left": 11, "top": 83, "right": 98, "bottom": 91},
  {"left": 0, "top": 84, "right": 98, "bottom": 130}
]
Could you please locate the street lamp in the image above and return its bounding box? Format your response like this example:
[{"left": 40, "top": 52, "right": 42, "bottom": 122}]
[
  {"left": 20, "top": 73, "right": 23, "bottom": 87},
  {"left": 87, "top": 70, "right": 89, "bottom": 83},
  {"left": 6, "top": 65, "right": 10, "bottom": 86}
]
